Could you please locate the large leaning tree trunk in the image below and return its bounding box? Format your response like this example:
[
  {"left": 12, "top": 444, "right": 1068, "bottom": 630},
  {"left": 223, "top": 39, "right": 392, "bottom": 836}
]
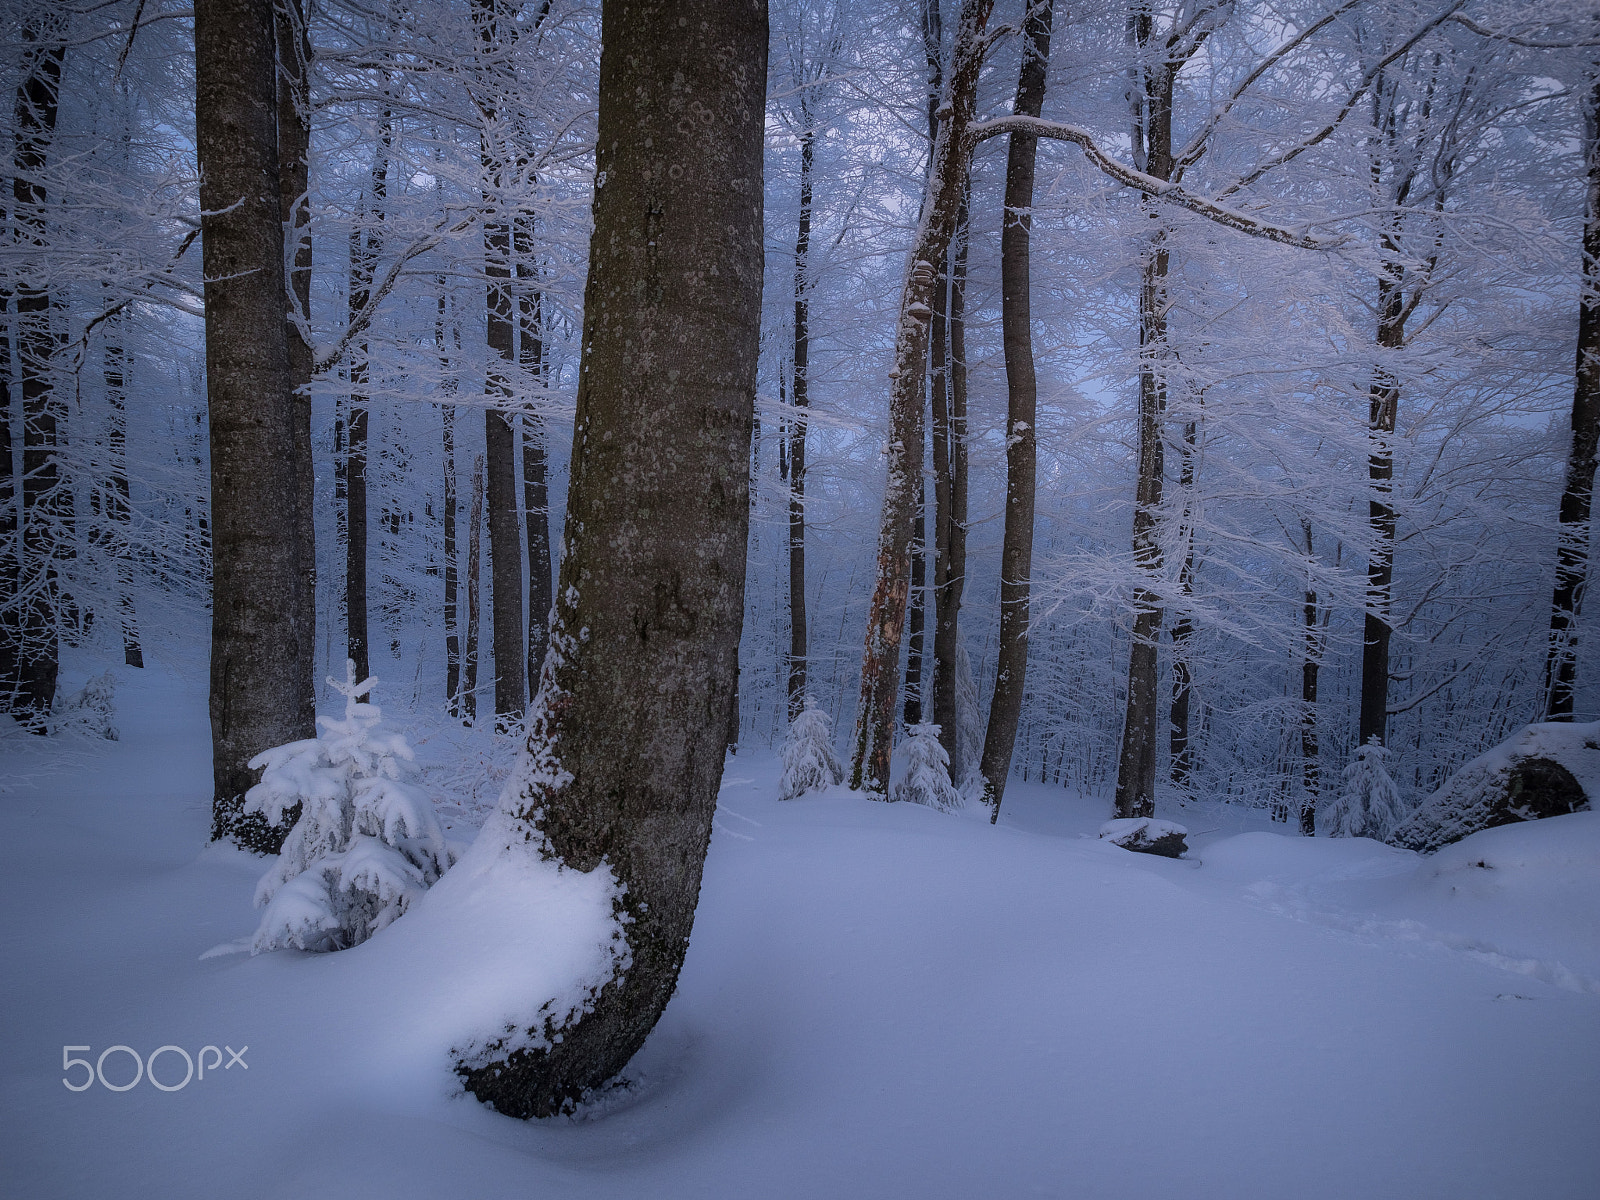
[
  {"left": 197, "top": 0, "right": 313, "bottom": 851},
  {"left": 9, "top": 13, "right": 65, "bottom": 728},
  {"left": 457, "top": 0, "right": 766, "bottom": 1118},
  {"left": 850, "top": 0, "right": 992, "bottom": 797},
  {"left": 981, "top": 0, "right": 1051, "bottom": 820},
  {"left": 276, "top": 0, "right": 316, "bottom": 731},
  {"left": 1545, "top": 59, "right": 1600, "bottom": 720}
]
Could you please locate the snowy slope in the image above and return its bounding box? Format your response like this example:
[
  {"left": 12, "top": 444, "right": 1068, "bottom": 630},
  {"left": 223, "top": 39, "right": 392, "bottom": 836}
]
[{"left": 2, "top": 661, "right": 1596, "bottom": 1199}]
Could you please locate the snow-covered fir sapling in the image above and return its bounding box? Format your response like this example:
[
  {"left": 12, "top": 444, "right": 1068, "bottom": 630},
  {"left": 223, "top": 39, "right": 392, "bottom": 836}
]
[
  {"left": 242, "top": 660, "right": 451, "bottom": 953},
  {"left": 891, "top": 722, "right": 962, "bottom": 812},
  {"left": 779, "top": 695, "right": 845, "bottom": 801},
  {"left": 1323, "top": 736, "right": 1409, "bottom": 840},
  {"left": 53, "top": 671, "right": 119, "bottom": 740}
]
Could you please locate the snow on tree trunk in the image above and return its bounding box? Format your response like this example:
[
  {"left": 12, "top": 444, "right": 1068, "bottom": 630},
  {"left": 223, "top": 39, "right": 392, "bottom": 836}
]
[
  {"left": 892, "top": 721, "right": 963, "bottom": 812},
  {"left": 1322, "top": 736, "right": 1408, "bottom": 841},
  {"left": 454, "top": 0, "right": 766, "bottom": 1120},
  {"left": 850, "top": 0, "right": 993, "bottom": 797},
  {"left": 245, "top": 662, "right": 450, "bottom": 953},
  {"left": 779, "top": 696, "right": 844, "bottom": 801}
]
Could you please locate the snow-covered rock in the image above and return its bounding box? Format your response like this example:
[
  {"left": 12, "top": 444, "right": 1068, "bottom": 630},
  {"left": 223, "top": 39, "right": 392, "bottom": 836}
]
[
  {"left": 1099, "top": 817, "right": 1189, "bottom": 858},
  {"left": 1388, "top": 721, "right": 1598, "bottom": 854}
]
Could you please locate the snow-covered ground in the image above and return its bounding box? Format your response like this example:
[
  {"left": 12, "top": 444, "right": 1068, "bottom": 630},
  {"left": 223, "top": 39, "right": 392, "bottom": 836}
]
[{"left": 3, "top": 661, "right": 1597, "bottom": 1199}]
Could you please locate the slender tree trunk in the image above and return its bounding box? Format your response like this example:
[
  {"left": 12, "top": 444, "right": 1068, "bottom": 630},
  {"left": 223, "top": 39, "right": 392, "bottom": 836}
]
[
  {"left": 437, "top": 289, "right": 462, "bottom": 716},
  {"left": 1168, "top": 415, "right": 1199, "bottom": 789},
  {"left": 1360, "top": 268, "right": 1404, "bottom": 747},
  {"left": 933, "top": 189, "right": 970, "bottom": 776},
  {"left": 10, "top": 18, "right": 65, "bottom": 728},
  {"left": 196, "top": 0, "right": 311, "bottom": 850},
  {"left": 787, "top": 124, "right": 814, "bottom": 720},
  {"left": 850, "top": 0, "right": 992, "bottom": 796},
  {"left": 1545, "top": 65, "right": 1600, "bottom": 720},
  {"left": 1112, "top": 5, "right": 1177, "bottom": 821},
  {"left": 458, "top": 0, "right": 765, "bottom": 1117},
  {"left": 1113, "top": 221, "right": 1172, "bottom": 820},
  {"left": 516, "top": 218, "right": 552, "bottom": 690},
  {"left": 102, "top": 306, "right": 142, "bottom": 668},
  {"left": 276, "top": 0, "right": 315, "bottom": 727},
  {"left": 1300, "top": 520, "right": 1320, "bottom": 835},
  {"left": 463, "top": 453, "right": 483, "bottom": 725},
  {"left": 476, "top": 0, "right": 526, "bottom": 728},
  {"left": 344, "top": 114, "right": 390, "bottom": 684},
  {"left": 0, "top": 284, "right": 15, "bottom": 700}
]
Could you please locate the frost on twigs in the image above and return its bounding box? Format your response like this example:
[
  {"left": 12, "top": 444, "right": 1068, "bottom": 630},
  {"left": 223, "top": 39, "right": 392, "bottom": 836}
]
[
  {"left": 1322, "top": 737, "right": 1409, "bottom": 841},
  {"left": 243, "top": 660, "right": 450, "bottom": 953},
  {"left": 890, "top": 722, "right": 962, "bottom": 812},
  {"left": 778, "top": 696, "right": 844, "bottom": 801}
]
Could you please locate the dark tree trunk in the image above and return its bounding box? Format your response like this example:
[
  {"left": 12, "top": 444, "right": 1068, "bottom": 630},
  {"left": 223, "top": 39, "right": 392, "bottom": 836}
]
[
  {"left": 10, "top": 17, "right": 65, "bottom": 728},
  {"left": 516, "top": 219, "right": 552, "bottom": 690},
  {"left": 344, "top": 114, "right": 390, "bottom": 685},
  {"left": 933, "top": 188, "right": 970, "bottom": 777},
  {"left": 1168, "top": 416, "right": 1199, "bottom": 789},
  {"left": 463, "top": 453, "right": 483, "bottom": 725},
  {"left": 276, "top": 0, "right": 315, "bottom": 727},
  {"left": 1545, "top": 66, "right": 1600, "bottom": 720},
  {"left": 196, "top": 0, "right": 311, "bottom": 850},
  {"left": 1360, "top": 270, "right": 1404, "bottom": 748},
  {"left": 850, "top": 0, "right": 992, "bottom": 796},
  {"left": 0, "top": 285, "right": 15, "bottom": 701},
  {"left": 476, "top": 0, "right": 526, "bottom": 728},
  {"left": 1300, "top": 520, "right": 1320, "bottom": 836},
  {"left": 457, "top": 0, "right": 765, "bottom": 1118},
  {"left": 1113, "top": 4, "right": 1177, "bottom": 821},
  {"left": 905, "top": 0, "right": 943, "bottom": 737},
  {"left": 787, "top": 124, "right": 814, "bottom": 720},
  {"left": 102, "top": 307, "right": 142, "bottom": 668},
  {"left": 437, "top": 290, "right": 462, "bottom": 716}
]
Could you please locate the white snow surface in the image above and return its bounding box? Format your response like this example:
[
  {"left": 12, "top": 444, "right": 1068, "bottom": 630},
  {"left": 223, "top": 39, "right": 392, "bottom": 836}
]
[{"left": 3, "top": 660, "right": 1597, "bottom": 1198}]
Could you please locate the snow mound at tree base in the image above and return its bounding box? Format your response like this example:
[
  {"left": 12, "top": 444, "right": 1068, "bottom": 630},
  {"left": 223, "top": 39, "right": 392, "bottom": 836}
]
[{"left": 1388, "top": 722, "right": 1598, "bottom": 854}]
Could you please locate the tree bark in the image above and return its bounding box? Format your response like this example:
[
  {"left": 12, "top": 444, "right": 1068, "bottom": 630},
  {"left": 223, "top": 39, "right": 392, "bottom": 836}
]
[
  {"left": 934, "top": 184, "right": 971, "bottom": 777},
  {"left": 1168, "top": 415, "right": 1198, "bottom": 789},
  {"left": 1359, "top": 269, "right": 1404, "bottom": 747},
  {"left": 344, "top": 115, "right": 390, "bottom": 685},
  {"left": 516, "top": 219, "right": 552, "bottom": 690},
  {"left": 0, "top": 285, "right": 15, "bottom": 701},
  {"left": 1300, "top": 520, "right": 1320, "bottom": 835},
  {"left": 787, "top": 122, "right": 814, "bottom": 720},
  {"left": 276, "top": 0, "right": 315, "bottom": 729},
  {"left": 457, "top": 0, "right": 765, "bottom": 1118},
  {"left": 437, "top": 289, "right": 462, "bottom": 716},
  {"left": 476, "top": 0, "right": 526, "bottom": 728},
  {"left": 463, "top": 452, "right": 483, "bottom": 724},
  {"left": 849, "top": 0, "right": 992, "bottom": 796},
  {"left": 196, "top": 0, "right": 311, "bottom": 850},
  {"left": 1545, "top": 63, "right": 1600, "bottom": 720},
  {"left": 1112, "top": 2, "right": 1180, "bottom": 820},
  {"left": 10, "top": 16, "right": 65, "bottom": 729},
  {"left": 102, "top": 305, "right": 142, "bottom": 669}
]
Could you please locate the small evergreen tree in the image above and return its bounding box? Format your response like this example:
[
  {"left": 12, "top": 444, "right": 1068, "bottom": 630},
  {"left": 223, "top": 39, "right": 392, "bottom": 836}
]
[
  {"left": 53, "top": 671, "right": 119, "bottom": 740},
  {"left": 778, "top": 695, "right": 844, "bottom": 801},
  {"left": 242, "top": 660, "right": 450, "bottom": 952},
  {"left": 891, "top": 722, "right": 963, "bottom": 812},
  {"left": 1323, "top": 736, "right": 1407, "bottom": 840}
]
